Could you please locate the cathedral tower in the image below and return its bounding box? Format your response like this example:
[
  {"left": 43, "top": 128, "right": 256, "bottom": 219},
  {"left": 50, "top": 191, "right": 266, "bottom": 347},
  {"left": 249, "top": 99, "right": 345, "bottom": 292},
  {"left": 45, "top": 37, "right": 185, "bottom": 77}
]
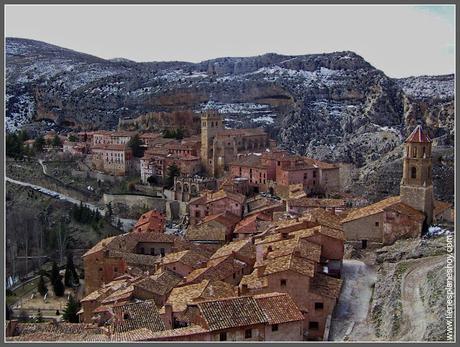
[
  {"left": 200, "top": 110, "right": 223, "bottom": 175},
  {"left": 400, "top": 125, "right": 434, "bottom": 225}
]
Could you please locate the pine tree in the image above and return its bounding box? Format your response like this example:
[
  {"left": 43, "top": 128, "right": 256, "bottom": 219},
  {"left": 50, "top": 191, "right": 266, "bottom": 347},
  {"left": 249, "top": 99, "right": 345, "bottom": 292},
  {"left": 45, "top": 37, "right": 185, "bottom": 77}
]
[
  {"left": 53, "top": 276, "right": 65, "bottom": 297},
  {"left": 51, "top": 134, "right": 62, "bottom": 147},
  {"left": 128, "top": 134, "right": 144, "bottom": 157},
  {"left": 64, "top": 254, "right": 79, "bottom": 287},
  {"left": 62, "top": 295, "right": 81, "bottom": 323},
  {"left": 38, "top": 275, "right": 48, "bottom": 297},
  {"left": 34, "top": 135, "right": 46, "bottom": 152},
  {"left": 165, "top": 163, "right": 181, "bottom": 188},
  {"left": 50, "top": 261, "right": 60, "bottom": 285}
]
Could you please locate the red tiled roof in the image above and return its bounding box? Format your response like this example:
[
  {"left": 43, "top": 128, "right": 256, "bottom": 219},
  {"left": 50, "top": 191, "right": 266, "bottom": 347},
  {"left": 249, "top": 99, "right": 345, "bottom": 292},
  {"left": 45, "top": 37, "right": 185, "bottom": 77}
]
[
  {"left": 253, "top": 292, "right": 304, "bottom": 324},
  {"left": 405, "top": 125, "right": 432, "bottom": 143}
]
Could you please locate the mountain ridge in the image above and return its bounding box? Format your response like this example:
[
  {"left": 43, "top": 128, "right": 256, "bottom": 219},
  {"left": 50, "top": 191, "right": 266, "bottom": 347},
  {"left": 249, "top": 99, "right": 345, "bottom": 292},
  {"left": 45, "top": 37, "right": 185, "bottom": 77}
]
[{"left": 5, "top": 37, "right": 454, "bottom": 203}]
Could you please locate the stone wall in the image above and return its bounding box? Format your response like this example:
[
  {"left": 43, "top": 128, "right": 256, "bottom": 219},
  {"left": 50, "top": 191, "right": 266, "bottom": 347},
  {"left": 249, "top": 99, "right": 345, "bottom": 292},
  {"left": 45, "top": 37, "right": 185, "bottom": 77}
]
[
  {"left": 102, "top": 193, "right": 167, "bottom": 213},
  {"left": 342, "top": 212, "right": 384, "bottom": 244}
]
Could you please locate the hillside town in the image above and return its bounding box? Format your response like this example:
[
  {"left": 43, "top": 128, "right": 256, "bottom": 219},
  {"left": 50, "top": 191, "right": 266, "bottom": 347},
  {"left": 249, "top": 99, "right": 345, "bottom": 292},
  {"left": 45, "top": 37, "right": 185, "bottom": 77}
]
[{"left": 5, "top": 109, "right": 454, "bottom": 342}]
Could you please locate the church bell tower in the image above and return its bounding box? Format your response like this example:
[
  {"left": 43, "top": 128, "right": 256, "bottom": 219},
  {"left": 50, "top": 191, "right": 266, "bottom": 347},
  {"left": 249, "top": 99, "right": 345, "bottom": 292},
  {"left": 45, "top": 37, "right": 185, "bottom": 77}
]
[{"left": 400, "top": 125, "right": 434, "bottom": 225}]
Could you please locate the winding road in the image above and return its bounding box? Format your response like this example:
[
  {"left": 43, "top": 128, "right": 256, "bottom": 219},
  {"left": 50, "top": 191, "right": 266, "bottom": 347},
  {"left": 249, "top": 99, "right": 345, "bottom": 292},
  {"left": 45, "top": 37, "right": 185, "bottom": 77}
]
[{"left": 397, "top": 255, "right": 446, "bottom": 341}]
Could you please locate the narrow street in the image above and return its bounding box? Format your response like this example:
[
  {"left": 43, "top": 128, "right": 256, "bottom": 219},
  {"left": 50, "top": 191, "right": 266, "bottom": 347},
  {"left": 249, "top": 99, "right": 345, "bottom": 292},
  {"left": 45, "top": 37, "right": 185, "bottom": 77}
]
[{"left": 328, "top": 259, "right": 377, "bottom": 341}]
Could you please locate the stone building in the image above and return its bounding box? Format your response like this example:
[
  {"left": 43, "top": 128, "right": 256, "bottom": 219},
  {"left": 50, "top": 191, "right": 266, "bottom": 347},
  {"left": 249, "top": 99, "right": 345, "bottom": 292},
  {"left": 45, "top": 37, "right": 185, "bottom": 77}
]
[
  {"left": 340, "top": 125, "right": 451, "bottom": 248},
  {"left": 173, "top": 176, "right": 217, "bottom": 202},
  {"left": 133, "top": 210, "right": 166, "bottom": 233},
  {"left": 229, "top": 150, "right": 340, "bottom": 198},
  {"left": 91, "top": 143, "right": 134, "bottom": 176},
  {"left": 188, "top": 189, "right": 246, "bottom": 225},
  {"left": 200, "top": 110, "right": 270, "bottom": 177},
  {"left": 400, "top": 125, "right": 434, "bottom": 225}
]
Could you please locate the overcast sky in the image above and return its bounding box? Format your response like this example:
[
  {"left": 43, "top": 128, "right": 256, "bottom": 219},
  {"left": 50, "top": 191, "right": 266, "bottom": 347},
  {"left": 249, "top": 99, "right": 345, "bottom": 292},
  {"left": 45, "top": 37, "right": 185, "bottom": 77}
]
[{"left": 5, "top": 4, "right": 455, "bottom": 77}]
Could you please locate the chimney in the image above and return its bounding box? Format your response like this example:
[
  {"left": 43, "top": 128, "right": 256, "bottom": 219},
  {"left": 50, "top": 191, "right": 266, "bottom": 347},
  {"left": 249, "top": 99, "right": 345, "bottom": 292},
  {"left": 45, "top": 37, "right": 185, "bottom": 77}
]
[
  {"left": 163, "top": 303, "right": 173, "bottom": 330},
  {"left": 256, "top": 265, "right": 265, "bottom": 277}
]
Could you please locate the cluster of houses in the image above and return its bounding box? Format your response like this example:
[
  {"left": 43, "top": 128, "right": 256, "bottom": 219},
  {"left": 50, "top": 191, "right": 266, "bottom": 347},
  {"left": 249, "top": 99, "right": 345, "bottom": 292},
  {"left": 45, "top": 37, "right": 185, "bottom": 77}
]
[
  {"left": 6, "top": 121, "right": 454, "bottom": 341},
  {"left": 42, "top": 110, "right": 341, "bottom": 201}
]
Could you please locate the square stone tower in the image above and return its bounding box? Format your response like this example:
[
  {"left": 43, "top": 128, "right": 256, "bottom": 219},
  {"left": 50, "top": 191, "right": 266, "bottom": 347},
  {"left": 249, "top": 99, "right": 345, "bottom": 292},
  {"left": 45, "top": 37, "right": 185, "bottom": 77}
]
[
  {"left": 200, "top": 110, "right": 223, "bottom": 175},
  {"left": 400, "top": 125, "right": 434, "bottom": 225}
]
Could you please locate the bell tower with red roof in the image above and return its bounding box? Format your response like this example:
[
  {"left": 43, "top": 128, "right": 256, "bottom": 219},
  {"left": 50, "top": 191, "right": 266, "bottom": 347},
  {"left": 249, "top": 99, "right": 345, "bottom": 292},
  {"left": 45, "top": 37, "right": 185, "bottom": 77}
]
[{"left": 400, "top": 125, "right": 434, "bottom": 225}]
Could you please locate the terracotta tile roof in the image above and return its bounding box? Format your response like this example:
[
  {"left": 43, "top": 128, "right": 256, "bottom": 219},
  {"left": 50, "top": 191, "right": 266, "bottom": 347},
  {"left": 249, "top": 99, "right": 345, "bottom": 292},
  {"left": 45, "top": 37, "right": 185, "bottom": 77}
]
[
  {"left": 162, "top": 279, "right": 235, "bottom": 313},
  {"left": 81, "top": 286, "right": 112, "bottom": 302},
  {"left": 289, "top": 197, "right": 345, "bottom": 208},
  {"left": 210, "top": 239, "right": 255, "bottom": 261},
  {"left": 107, "top": 250, "right": 160, "bottom": 267},
  {"left": 193, "top": 296, "right": 267, "bottom": 331},
  {"left": 101, "top": 285, "right": 134, "bottom": 304},
  {"left": 234, "top": 213, "right": 272, "bottom": 234},
  {"left": 340, "top": 196, "right": 426, "bottom": 224},
  {"left": 291, "top": 225, "right": 345, "bottom": 241},
  {"left": 82, "top": 236, "right": 118, "bottom": 257},
  {"left": 92, "top": 143, "right": 130, "bottom": 151},
  {"left": 383, "top": 202, "right": 425, "bottom": 221},
  {"left": 228, "top": 154, "right": 267, "bottom": 169},
  {"left": 434, "top": 200, "right": 452, "bottom": 216},
  {"left": 160, "top": 250, "right": 208, "bottom": 269},
  {"left": 186, "top": 223, "right": 226, "bottom": 242},
  {"left": 189, "top": 189, "right": 246, "bottom": 206},
  {"left": 300, "top": 208, "right": 344, "bottom": 230},
  {"left": 163, "top": 280, "right": 210, "bottom": 313},
  {"left": 134, "top": 269, "right": 182, "bottom": 296},
  {"left": 405, "top": 125, "right": 432, "bottom": 143},
  {"left": 260, "top": 253, "right": 316, "bottom": 277},
  {"left": 111, "top": 327, "right": 156, "bottom": 341},
  {"left": 9, "top": 323, "right": 108, "bottom": 341},
  {"left": 240, "top": 269, "right": 269, "bottom": 290},
  {"left": 253, "top": 292, "right": 304, "bottom": 324},
  {"left": 112, "top": 300, "right": 165, "bottom": 334},
  {"left": 133, "top": 210, "right": 165, "bottom": 232},
  {"left": 264, "top": 238, "right": 322, "bottom": 263},
  {"left": 147, "top": 325, "right": 209, "bottom": 340},
  {"left": 310, "top": 273, "right": 343, "bottom": 299},
  {"left": 186, "top": 255, "right": 246, "bottom": 283},
  {"left": 200, "top": 211, "right": 241, "bottom": 229}
]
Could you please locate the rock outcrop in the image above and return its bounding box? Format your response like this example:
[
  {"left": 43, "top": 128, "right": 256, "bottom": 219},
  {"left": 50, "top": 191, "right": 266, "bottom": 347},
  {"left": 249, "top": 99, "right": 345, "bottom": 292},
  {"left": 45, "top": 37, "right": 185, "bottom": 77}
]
[{"left": 6, "top": 37, "right": 454, "bottom": 203}]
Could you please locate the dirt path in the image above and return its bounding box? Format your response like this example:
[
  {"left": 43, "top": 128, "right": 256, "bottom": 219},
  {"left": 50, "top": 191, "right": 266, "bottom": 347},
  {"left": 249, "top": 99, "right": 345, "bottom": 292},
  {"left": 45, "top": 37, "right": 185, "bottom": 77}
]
[
  {"left": 397, "top": 255, "right": 446, "bottom": 341},
  {"left": 329, "top": 259, "right": 377, "bottom": 341}
]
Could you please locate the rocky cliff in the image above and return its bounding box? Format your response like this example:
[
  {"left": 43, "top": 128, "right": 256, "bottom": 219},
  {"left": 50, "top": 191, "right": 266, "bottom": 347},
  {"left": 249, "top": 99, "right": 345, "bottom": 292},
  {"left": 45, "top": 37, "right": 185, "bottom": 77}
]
[{"left": 6, "top": 38, "right": 454, "bottom": 203}]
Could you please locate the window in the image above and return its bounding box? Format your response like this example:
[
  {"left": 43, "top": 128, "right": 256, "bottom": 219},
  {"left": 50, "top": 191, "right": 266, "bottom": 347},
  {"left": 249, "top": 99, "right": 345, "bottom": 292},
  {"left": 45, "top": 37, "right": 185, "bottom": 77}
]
[
  {"left": 245, "top": 329, "right": 252, "bottom": 339},
  {"left": 219, "top": 332, "right": 227, "bottom": 341},
  {"left": 160, "top": 248, "right": 165, "bottom": 257},
  {"left": 412, "top": 147, "right": 417, "bottom": 158},
  {"left": 309, "top": 321, "right": 319, "bottom": 330},
  {"left": 280, "top": 279, "right": 287, "bottom": 287},
  {"left": 140, "top": 247, "right": 145, "bottom": 254},
  {"left": 375, "top": 222, "right": 379, "bottom": 227},
  {"left": 315, "top": 302, "right": 324, "bottom": 310},
  {"left": 313, "top": 171, "right": 317, "bottom": 178},
  {"left": 272, "top": 324, "right": 279, "bottom": 332},
  {"left": 150, "top": 248, "right": 156, "bottom": 256},
  {"left": 114, "top": 267, "right": 118, "bottom": 273},
  {"left": 411, "top": 167, "right": 417, "bottom": 179}
]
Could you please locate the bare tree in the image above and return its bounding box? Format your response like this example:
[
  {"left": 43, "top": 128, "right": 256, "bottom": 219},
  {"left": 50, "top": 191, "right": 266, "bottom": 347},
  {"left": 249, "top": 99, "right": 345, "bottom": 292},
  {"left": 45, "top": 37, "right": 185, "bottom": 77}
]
[{"left": 55, "top": 220, "right": 70, "bottom": 265}]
